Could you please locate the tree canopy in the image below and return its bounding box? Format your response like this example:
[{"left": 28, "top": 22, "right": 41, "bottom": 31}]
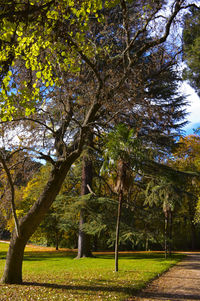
[
  {"left": 183, "top": 7, "right": 200, "bottom": 96},
  {"left": 0, "top": 0, "right": 200, "bottom": 284}
]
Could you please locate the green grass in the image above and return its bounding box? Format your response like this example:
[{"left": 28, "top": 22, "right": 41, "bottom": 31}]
[{"left": 0, "top": 243, "right": 184, "bottom": 300}]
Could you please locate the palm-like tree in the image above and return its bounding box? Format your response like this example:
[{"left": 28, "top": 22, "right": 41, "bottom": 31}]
[
  {"left": 102, "top": 124, "right": 142, "bottom": 271},
  {"left": 145, "top": 178, "right": 181, "bottom": 258}
]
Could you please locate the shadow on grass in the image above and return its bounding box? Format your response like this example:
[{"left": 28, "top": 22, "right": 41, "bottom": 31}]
[
  {"left": 21, "top": 252, "right": 184, "bottom": 262},
  {"left": 95, "top": 253, "right": 184, "bottom": 260},
  {"left": 22, "top": 281, "right": 139, "bottom": 296},
  {"left": 0, "top": 252, "right": 7, "bottom": 260},
  {"left": 23, "top": 255, "right": 76, "bottom": 261}
]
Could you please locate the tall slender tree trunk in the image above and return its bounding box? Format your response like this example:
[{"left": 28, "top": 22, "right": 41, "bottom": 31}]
[
  {"left": 168, "top": 210, "right": 172, "bottom": 257},
  {"left": 188, "top": 201, "right": 196, "bottom": 250},
  {"left": 77, "top": 145, "right": 93, "bottom": 258},
  {"left": 115, "top": 160, "right": 126, "bottom": 272},
  {"left": 1, "top": 157, "right": 77, "bottom": 284},
  {"left": 55, "top": 229, "right": 59, "bottom": 251},
  {"left": 145, "top": 237, "right": 149, "bottom": 251},
  {"left": 164, "top": 210, "right": 168, "bottom": 259},
  {"left": 190, "top": 222, "right": 196, "bottom": 250},
  {"left": 115, "top": 190, "right": 123, "bottom": 272}
]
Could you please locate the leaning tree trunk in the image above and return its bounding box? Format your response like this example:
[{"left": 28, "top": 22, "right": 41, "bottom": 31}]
[
  {"left": 115, "top": 190, "right": 123, "bottom": 272},
  {"left": 77, "top": 151, "right": 93, "bottom": 258},
  {"left": 1, "top": 157, "right": 77, "bottom": 284}
]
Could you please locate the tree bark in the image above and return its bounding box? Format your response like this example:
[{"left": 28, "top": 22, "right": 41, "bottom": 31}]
[
  {"left": 55, "top": 229, "right": 59, "bottom": 251},
  {"left": 188, "top": 200, "right": 196, "bottom": 250},
  {"left": 77, "top": 149, "right": 93, "bottom": 258},
  {"left": 168, "top": 210, "right": 172, "bottom": 257},
  {"left": 164, "top": 210, "right": 168, "bottom": 259},
  {"left": 115, "top": 190, "right": 123, "bottom": 272},
  {"left": 77, "top": 208, "right": 93, "bottom": 258},
  {"left": 145, "top": 238, "right": 148, "bottom": 251},
  {"left": 1, "top": 156, "right": 78, "bottom": 284},
  {"left": 190, "top": 222, "right": 196, "bottom": 250}
]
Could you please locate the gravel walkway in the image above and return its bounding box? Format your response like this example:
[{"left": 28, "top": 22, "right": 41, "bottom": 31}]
[{"left": 132, "top": 253, "right": 200, "bottom": 301}]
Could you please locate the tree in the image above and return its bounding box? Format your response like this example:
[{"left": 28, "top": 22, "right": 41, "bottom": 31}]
[
  {"left": 102, "top": 124, "right": 143, "bottom": 271},
  {"left": 169, "top": 134, "right": 200, "bottom": 249},
  {"left": 183, "top": 7, "right": 200, "bottom": 96},
  {"left": 0, "top": 149, "right": 40, "bottom": 238},
  {"left": 145, "top": 177, "right": 182, "bottom": 257},
  {"left": 77, "top": 141, "right": 94, "bottom": 258},
  {"left": 10, "top": 163, "right": 64, "bottom": 249},
  {"left": 0, "top": 0, "right": 198, "bottom": 284},
  {"left": 0, "top": 151, "right": 20, "bottom": 238}
]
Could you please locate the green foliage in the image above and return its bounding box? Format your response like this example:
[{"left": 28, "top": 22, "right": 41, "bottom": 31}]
[
  {"left": 183, "top": 8, "right": 200, "bottom": 95},
  {"left": 167, "top": 135, "right": 200, "bottom": 249},
  {"left": 0, "top": 0, "right": 106, "bottom": 120},
  {"left": 102, "top": 124, "right": 143, "bottom": 169},
  {"left": 16, "top": 164, "right": 51, "bottom": 214},
  {"left": 194, "top": 197, "right": 200, "bottom": 224},
  {"left": 145, "top": 178, "right": 181, "bottom": 211},
  {"left": 58, "top": 193, "right": 118, "bottom": 244}
]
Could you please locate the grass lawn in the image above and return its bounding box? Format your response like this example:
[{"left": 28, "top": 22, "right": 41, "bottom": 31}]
[{"left": 0, "top": 242, "right": 184, "bottom": 300}]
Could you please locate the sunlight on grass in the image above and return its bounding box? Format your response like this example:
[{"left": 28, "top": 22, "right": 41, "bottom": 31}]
[{"left": 0, "top": 242, "right": 184, "bottom": 300}]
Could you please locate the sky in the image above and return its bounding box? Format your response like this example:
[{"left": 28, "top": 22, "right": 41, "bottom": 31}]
[
  {"left": 153, "top": 0, "right": 200, "bottom": 136},
  {"left": 181, "top": 82, "right": 200, "bottom": 135}
]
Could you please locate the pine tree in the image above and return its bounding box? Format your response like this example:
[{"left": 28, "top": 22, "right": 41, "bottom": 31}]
[{"left": 183, "top": 7, "right": 200, "bottom": 96}]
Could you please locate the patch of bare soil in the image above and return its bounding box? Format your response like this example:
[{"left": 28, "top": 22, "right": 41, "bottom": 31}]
[{"left": 130, "top": 254, "right": 200, "bottom": 301}]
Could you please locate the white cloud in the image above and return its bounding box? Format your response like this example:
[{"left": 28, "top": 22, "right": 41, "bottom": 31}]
[{"left": 180, "top": 82, "right": 200, "bottom": 131}]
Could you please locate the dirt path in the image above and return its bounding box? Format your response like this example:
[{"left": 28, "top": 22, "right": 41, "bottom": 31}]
[{"left": 132, "top": 253, "right": 200, "bottom": 301}]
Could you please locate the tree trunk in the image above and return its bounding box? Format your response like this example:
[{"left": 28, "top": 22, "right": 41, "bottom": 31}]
[
  {"left": 77, "top": 208, "right": 93, "bottom": 258},
  {"left": 1, "top": 234, "right": 26, "bottom": 284},
  {"left": 145, "top": 237, "right": 148, "bottom": 251},
  {"left": 77, "top": 148, "right": 93, "bottom": 258},
  {"left": 93, "top": 234, "right": 98, "bottom": 251},
  {"left": 164, "top": 210, "right": 168, "bottom": 259},
  {"left": 188, "top": 200, "right": 196, "bottom": 250},
  {"left": 55, "top": 229, "right": 59, "bottom": 251},
  {"left": 115, "top": 190, "right": 123, "bottom": 272},
  {"left": 168, "top": 210, "right": 172, "bottom": 257},
  {"left": 1, "top": 156, "right": 78, "bottom": 284},
  {"left": 190, "top": 222, "right": 196, "bottom": 250}
]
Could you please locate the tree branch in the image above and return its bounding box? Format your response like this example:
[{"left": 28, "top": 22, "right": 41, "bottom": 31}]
[
  {"left": 0, "top": 151, "right": 20, "bottom": 237},
  {"left": 109, "top": 0, "right": 188, "bottom": 97},
  {"left": 65, "top": 33, "right": 103, "bottom": 88}
]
